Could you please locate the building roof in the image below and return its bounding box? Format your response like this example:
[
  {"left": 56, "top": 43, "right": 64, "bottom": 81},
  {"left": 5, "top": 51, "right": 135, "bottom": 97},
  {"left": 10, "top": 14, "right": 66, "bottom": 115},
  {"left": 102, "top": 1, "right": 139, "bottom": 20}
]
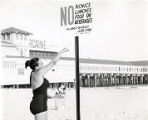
[
  {"left": 61, "top": 57, "right": 148, "bottom": 66},
  {"left": 128, "top": 61, "right": 148, "bottom": 66},
  {"left": 1, "top": 27, "right": 33, "bottom": 35}
]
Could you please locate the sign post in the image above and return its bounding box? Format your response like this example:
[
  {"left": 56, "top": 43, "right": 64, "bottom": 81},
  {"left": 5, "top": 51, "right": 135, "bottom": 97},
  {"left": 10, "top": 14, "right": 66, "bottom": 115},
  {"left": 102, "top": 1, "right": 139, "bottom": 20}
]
[
  {"left": 75, "top": 36, "right": 80, "bottom": 120},
  {"left": 60, "top": 2, "right": 92, "bottom": 120}
]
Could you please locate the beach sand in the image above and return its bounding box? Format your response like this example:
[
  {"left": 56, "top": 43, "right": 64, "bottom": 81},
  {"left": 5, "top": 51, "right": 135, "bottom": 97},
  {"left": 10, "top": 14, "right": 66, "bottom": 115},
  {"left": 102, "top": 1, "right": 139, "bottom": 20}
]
[{"left": 1, "top": 86, "right": 148, "bottom": 120}]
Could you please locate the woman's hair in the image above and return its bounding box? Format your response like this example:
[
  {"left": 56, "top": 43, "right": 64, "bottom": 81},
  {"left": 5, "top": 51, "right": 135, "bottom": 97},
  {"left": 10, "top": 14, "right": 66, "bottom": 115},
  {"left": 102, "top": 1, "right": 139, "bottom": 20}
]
[{"left": 25, "top": 57, "right": 39, "bottom": 71}]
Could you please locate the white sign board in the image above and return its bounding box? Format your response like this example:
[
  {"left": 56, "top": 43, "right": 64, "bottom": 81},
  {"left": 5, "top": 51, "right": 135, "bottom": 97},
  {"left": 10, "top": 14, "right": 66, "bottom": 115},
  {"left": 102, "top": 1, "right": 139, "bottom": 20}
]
[{"left": 60, "top": 2, "right": 92, "bottom": 34}]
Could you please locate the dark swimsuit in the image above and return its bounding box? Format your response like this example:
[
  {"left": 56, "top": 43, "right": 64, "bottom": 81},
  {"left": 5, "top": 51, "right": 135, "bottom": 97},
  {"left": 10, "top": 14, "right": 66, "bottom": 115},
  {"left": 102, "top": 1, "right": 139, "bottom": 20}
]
[{"left": 30, "top": 74, "right": 49, "bottom": 115}]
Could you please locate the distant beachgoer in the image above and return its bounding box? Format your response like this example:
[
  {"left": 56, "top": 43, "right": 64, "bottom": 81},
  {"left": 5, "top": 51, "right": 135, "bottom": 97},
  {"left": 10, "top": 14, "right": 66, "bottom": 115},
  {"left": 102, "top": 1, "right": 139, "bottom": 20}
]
[
  {"left": 25, "top": 48, "right": 68, "bottom": 120},
  {"left": 59, "top": 84, "right": 66, "bottom": 94},
  {"left": 56, "top": 83, "right": 66, "bottom": 95}
]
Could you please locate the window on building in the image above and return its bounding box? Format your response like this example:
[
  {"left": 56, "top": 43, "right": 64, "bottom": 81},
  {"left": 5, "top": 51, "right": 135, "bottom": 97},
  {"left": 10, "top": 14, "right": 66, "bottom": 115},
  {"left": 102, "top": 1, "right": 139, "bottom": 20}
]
[
  {"left": 86, "top": 66, "right": 88, "bottom": 70},
  {"left": 7, "top": 33, "right": 10, "bottom": 40},
  {"left": 18, "top": 68, "right": 24, "bottom": 75},
  {"left": 143, "top": 68, "right": 145, "bottom": 72},
  {"left": 95, "top": 66, "right": 98, "bottom": 70},
  {"left": 24, "top": 35, "right": 27, "bottom": 40},
  {"left": 122, "top": 67, "right": 124, "bottom": 71},
  {"left": 20, "top": 34, "right": 23, "bottom": 40},
  {"left": 80, "top": 66, "right": 83, "bottom": 70},
  {"left": 132, "top": 68, "right": 134, "bottom": 71},
  {"left": 116, "top": 67, "right": 118, "bottom": 71},
  {"left": 141, "top": 68, "right": 143, "bottom": 72},
  {"left": 93, "top": 66, "right": 95, "bottom": 70},
  {"left": 143, "top": 68, "right": 146, "bottom": 72},
  {"left": 16, "top": 33, "right": 19, "bottom": 40},
  {"left": 2, "top": 61, "right": 16, "bottom": 69},
  {"left": 119, "top": 67, "right": 120, "bottom": 71},
  {"left": 89, "top": 66, "right": 91, "bottom": 70},
  {"left": 84, "top": 66, "right": 86, "bottom": 70},
  {"left": 106, "top": 67, "right": 108, "bottom": 71},
  {"left": 2, "top": 34, "right": 5, "bottom": 40},
  {"left": 20, "top": 48, "right": 23, "bottom": 56}
]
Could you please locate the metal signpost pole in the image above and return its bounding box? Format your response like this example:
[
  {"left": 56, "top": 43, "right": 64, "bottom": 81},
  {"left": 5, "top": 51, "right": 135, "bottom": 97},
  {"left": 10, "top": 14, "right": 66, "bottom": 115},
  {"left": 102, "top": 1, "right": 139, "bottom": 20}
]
[{"left": 75, "top": 36, "right": 81, "bottom": 120}]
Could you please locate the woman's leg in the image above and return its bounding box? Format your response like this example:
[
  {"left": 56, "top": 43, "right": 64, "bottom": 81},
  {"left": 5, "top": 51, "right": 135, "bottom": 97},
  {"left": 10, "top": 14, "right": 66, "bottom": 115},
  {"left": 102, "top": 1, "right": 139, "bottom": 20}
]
[{"left": 34, "top": 111, "right": 48, "bottom": 120}]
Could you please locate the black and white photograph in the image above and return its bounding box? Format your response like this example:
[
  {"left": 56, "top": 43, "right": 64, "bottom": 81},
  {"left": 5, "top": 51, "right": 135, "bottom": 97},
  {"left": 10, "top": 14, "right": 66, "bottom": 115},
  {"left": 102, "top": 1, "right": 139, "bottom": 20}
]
[{"left": 0, "top": 0, "right": 148, "bottom": 120}]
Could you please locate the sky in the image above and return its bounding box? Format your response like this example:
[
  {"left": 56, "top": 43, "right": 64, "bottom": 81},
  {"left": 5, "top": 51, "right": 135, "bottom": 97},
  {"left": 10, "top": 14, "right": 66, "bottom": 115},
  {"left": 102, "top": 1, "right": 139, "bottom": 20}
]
[{"left": 0, "top": 0, "right": 148, "bottom": 61}]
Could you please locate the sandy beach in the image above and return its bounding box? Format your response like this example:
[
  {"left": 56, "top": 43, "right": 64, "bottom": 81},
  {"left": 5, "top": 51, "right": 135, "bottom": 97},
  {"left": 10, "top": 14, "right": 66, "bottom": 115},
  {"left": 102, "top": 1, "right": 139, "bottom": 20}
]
[{"left": 1, "top": 86, "right": 148, "bottom": 120}]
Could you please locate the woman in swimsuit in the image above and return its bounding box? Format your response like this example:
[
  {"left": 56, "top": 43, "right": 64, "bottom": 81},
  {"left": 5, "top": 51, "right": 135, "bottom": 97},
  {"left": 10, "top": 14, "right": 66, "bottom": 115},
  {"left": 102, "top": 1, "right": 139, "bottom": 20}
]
[{"left": 25, "top": 48, "right": 68, "bottom": 120}]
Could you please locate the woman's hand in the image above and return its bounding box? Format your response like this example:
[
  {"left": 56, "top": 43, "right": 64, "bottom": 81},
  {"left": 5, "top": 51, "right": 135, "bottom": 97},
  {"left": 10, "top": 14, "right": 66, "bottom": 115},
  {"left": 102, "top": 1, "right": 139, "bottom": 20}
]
[{"left": 61, "top": 47, "right": 69, "bottom": 53}]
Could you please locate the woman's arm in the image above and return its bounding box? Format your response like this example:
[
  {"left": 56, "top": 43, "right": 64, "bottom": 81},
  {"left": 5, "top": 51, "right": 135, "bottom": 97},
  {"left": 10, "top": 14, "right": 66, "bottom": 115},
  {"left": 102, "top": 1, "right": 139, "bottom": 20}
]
[{"left": 38, "top": 47, "right": 69, "bottom": 75}]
